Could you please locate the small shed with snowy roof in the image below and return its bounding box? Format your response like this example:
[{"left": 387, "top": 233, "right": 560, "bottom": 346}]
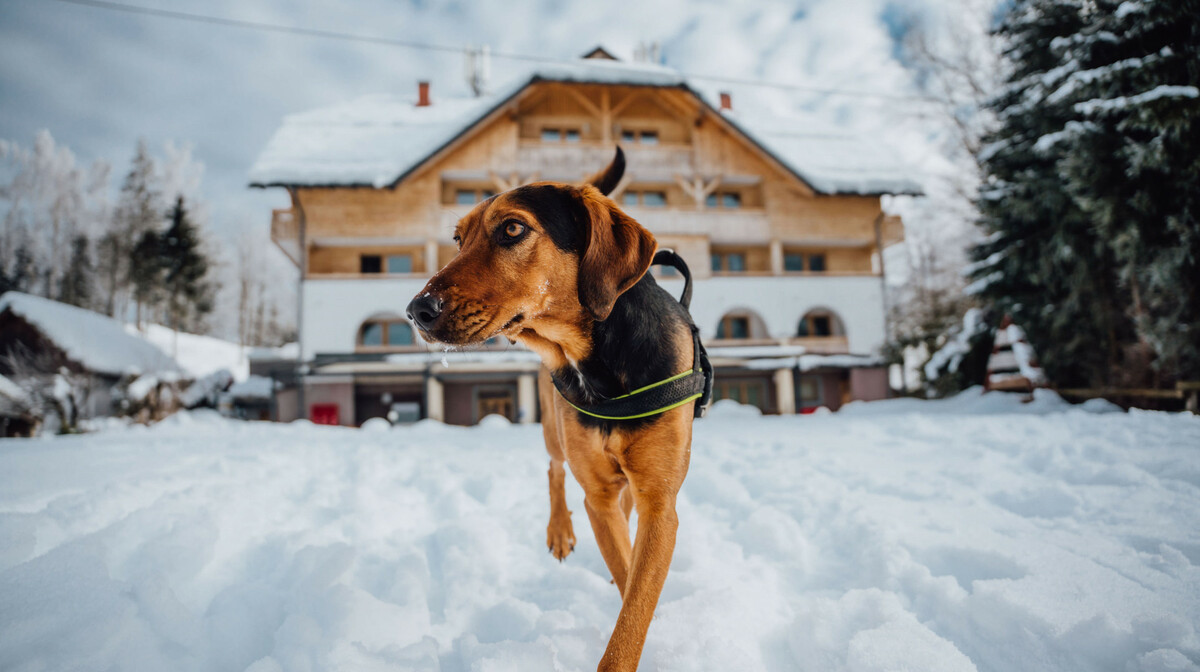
[{"left": 0, "top": 292, "right": 181, "bottom": 420}]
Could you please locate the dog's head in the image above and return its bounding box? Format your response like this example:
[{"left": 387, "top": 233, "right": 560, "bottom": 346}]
[{"left": 406, "top": 148, "right": 656, "bottom": 349}]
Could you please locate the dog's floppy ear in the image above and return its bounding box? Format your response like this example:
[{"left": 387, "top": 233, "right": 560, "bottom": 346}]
[
  {"left": 575, "top": 185, "right": 656, "bottom": 321},
  {"left": 585, "top": 146, "right": 625, "bottom": 196}
]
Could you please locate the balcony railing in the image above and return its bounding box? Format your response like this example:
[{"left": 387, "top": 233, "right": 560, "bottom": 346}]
[
  {"left": 623, "top": 207, "right": 771, "bottom": 242},
  {"left": 516, "top": 141, "right": 694, "bottom": 180},
  {"left": 270, "top": 208, "right": 301, "bottom": 266}
]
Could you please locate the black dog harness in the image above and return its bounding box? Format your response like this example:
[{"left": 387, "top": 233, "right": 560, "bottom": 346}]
[{"left": 552, "top": 250, "right": 714, "bottom": 421}]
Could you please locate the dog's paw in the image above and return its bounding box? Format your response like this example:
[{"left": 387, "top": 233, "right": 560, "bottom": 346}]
[{"left": 546, "top": 513, "right": 576, "bottom": 562}]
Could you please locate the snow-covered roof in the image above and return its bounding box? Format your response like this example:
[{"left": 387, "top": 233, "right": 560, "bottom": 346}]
[
  {"left": 249, "top": 58, "right": 920, "bottom": 196},
  {"left": 226, "top": 375, "right": 275, "bottom": 400},
  {"left": 720, "top": 111, "right": 922, "bottom": 195},
  {"left": 127, "top": 323, "right": 250, "bottom": 382},
  {"left": 0, "top": 292, "right": 180, "bottom": 378}
]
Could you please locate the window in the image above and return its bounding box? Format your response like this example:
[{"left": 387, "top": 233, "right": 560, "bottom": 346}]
[
  {"left": 798, "top": 377, "right": 821, "bottom": 407},
  {"left": 386, "top": 322, "right": 414, "bottom": 346},
  {"left": 622, "top": 190, "right": 667, "bottom": 207},
  {"left": 705, "top": 191, "right": 742, "bottom": 209},
  {"left": 541, "top": 127, "right": 581, "bottom": 143},
  {"left": 386, "top": 254, "right": 413, "bottom": 274},
  {"left": 783, "top": 251, "right": 828, "bottom": 273},
  {"left": 361, "top": 322, "right": 383, "bottom": 346},
  {"left": 712, "top": 252, "right": 746, "bottom": 273},
  {"left": 360, "top": 255, "right": 382, "bottom": 274},
  {"left": 454, "top": 188, "right": 495, "bottom": 205},
  {"left": 618, "top": 129, "right": 659, "bottom": 145},
  {"left": 714, "top": 379, "right": 767, "bottom": 409},
  {"left": 716, "top": 315, "right": 750, "bottom": 340},
  {"left": 641, "top": 191, "right": 666, "bottom": 207},
  {"left": 798, "top": 311, "right": 841, "bottom": 338},
  {"left": 359, "top": 320, "right": 417, "bottom": 349},
  {"left": 812, "top": 315, "right": 831, "bottom": 337}
]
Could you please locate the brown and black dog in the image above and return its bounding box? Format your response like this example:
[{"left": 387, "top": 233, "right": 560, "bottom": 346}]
[{"left": 407, "top": 148, "right": 701, "bottom": 670}]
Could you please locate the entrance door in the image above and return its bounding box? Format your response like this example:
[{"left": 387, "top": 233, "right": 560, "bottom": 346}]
[{"left": 475, "top": 385, "right": 517, "bottom": 422}]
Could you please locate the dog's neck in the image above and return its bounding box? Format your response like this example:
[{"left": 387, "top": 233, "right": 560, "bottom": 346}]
[{"left": 518, "top": 276, "right": 690, "bottom": 404}]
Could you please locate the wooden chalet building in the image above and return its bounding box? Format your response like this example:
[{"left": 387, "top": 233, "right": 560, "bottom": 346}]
[{"left": 249, "top": 49, "right": 919, "bottom": 426}]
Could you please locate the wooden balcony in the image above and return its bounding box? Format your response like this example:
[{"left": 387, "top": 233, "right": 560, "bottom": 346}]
[
  {"left": 271, "top": 208, "right": 301, "bottom": 267},
  {"left": 516, "top": 141, "right": 693, "bottom": 181},
  {"left": 623, "top": 207, "right": 771, "bottom": 242}
]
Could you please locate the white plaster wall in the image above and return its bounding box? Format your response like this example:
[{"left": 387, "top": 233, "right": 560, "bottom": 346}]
[
  {"left": 658, "top": 276, "right": 887, "bottom": 354},
  {"left": 301, "top": 278, "right": 431, "bottom": 359},
  {"left": 302, "top": 275, "right": 887, "bottom": 360}
]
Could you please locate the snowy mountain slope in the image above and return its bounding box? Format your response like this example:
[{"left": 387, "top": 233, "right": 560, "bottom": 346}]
[{"left": 1, "top": 393, "right": 1198, "bottom": 671}]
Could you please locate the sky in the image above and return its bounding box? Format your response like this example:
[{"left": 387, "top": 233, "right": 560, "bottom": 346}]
[{"left": 0, "top": 0, "right": 995, "bottom": 277}]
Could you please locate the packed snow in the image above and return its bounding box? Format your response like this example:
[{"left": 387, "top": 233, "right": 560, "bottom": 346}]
[{"left": 2, "top": 391, "right": 1199, "bottom": 672}]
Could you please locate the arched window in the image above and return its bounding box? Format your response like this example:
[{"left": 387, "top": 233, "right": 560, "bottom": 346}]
[
  {"left": 715, "top": 310, "right": 768, "bottom": 340},
  {"left": 797, "top": 310, "right": 845, "bottom": 338},
  {"left": 358, "top": 316, "right": 416, "bottom": 350}
]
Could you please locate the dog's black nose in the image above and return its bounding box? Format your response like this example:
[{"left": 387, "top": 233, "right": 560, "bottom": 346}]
[{"left": 406, "top": 294, "right": 444, "bottom": 331}]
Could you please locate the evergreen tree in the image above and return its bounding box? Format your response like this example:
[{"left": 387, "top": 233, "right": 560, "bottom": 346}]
[
  {"left": 57, "top": 234, "right": 95, "bottom": 309},
  {"left": 1054, "top": 0, "right": 1200, "bottom": 383},
  {"left": 1, "top": 244, "right": 38, "bottom": 295},
  {"left": 969, "top": 0, "right": 1136, "bottom": 388},
  {"left": 160, "top": 196, "right": 213, "bottom": 332},
  {"left": 100, "top": 140, "right": 158, "bottom": 317},
  {"left": 129, "top": 229, "right": 164, "bottom": 326}
]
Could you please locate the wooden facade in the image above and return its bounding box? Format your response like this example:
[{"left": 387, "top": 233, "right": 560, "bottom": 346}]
[{"left": 272, "top": 81, "right": 902, "bottom": 287}]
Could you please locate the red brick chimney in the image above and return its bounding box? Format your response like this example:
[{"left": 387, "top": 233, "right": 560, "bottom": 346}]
[
  {"left": 719, "top": 92, "right": 732, "bottom": 111},
  {"left": 416, "top": 81, "right": 431, "bottom": 107}
]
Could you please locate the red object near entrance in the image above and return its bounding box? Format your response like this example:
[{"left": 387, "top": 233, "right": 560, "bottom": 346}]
[{"left": 310, "top": 403, "right": 339, "bottom": 425}]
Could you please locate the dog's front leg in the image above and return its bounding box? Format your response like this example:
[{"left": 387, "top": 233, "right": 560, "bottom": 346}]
[
  {"left": 546, "top": 458, "right": 576, "bottom": 560},
  {"left": 598, "top": 493, "right": 678, "bottom": 671}
]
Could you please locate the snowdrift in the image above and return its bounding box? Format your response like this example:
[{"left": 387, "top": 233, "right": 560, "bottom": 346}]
[{"left": 1, "top": 392, "right": 1198, "bottom": 671}]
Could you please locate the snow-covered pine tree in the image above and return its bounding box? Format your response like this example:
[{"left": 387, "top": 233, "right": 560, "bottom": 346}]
[
  {"left": 57, "top": 234, "right": 95, "bottom": 309},
  {"left": 160, "top": 196, "right": 214, "bottom": 333},
  {"left": 1054, "top": 0, "right": 1200, "bottom": 384},
  {"left": 100, "top": 140, "right": 159, "bottom": 318},
  {"left": 970, "top": 0, "right": 1135, "bottom": 388}
]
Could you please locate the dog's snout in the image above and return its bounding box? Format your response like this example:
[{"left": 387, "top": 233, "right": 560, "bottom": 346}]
[{"left": 406, "top": 294, "right": 444, "bottom": 331}]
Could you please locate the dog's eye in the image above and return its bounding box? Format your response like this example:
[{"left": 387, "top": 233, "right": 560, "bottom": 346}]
[
  {"left": 503, "top": 220, "right": 526, "bottom": 239},
  {"left": 453, "top": 234, "right": 462, "bottom": 248}
]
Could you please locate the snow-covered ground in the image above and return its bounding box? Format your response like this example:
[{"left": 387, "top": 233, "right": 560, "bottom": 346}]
[{"left": 2, "top": 390, "right": 1198, "bottom": 672}]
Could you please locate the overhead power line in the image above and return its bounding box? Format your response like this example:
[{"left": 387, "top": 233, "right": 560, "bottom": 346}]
[{"left": 46, "top": 0, "right": 940, "bottom": 104}]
